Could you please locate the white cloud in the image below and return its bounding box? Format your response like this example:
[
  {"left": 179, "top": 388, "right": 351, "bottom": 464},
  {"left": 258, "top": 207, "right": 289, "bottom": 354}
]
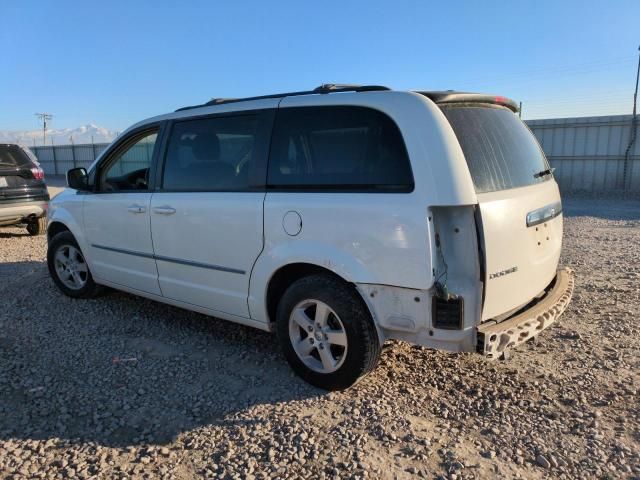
[{"left": 0, "top": 124, "right": 118, "bottom": 146}]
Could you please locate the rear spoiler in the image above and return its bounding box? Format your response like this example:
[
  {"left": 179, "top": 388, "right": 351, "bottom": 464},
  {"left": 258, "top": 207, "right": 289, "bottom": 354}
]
[{"left": 416, "top": 91, "right": 519, "bottom": 114}]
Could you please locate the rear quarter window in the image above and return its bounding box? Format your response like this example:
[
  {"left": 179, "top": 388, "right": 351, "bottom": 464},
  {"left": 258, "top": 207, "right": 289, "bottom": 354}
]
[
  {"left": 441, "top": 105, "right": 551, "bottom": 193},
  {"left": 267, "top": 106, "right": 413, "bottom": 192}
]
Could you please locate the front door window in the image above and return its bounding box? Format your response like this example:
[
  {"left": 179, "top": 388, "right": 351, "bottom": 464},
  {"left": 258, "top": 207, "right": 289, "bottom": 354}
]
[{"left": 101, "top": 131, "right": 158, "bottom": 192}]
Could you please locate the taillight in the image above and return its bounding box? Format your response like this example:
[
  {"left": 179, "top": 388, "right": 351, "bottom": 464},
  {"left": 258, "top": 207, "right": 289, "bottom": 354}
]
[{"left": 30, "top": 166, "right": 45, "bottom": 181}]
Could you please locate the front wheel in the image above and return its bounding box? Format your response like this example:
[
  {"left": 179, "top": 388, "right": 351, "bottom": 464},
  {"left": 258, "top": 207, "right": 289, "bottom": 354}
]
[
  {"left": 276, "top": 274, "right": 381, "bottom": 390},
  {"left": 47, "top": 231, "right": 104, "bottom": 298}
]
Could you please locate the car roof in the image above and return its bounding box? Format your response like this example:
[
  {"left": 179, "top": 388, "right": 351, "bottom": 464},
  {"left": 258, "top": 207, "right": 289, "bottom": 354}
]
[
  {"left": 174, "top": 84, "right": 519, "bottom": 114},
  {"left": 125, "top": 84, "right": 519, "bottom": 136}
]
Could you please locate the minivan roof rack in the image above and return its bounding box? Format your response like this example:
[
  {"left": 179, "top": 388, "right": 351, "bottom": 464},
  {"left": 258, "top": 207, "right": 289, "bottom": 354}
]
[{"left": 175, "top": 84, "right": 391, "bottom": 112}]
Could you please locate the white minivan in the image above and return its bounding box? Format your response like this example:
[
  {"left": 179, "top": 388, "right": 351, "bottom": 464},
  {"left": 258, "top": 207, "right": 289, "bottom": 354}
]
[{"left": 48, "top": 84, "right": 574, "bottom": 390}]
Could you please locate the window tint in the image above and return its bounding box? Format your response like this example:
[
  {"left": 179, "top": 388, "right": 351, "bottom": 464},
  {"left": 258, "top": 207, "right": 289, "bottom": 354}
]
[
  {"left": 440, "top": 105, "right": 551, "bottom": 193},
  {"left": 0, "top": 145, "right": 32, "bottom": 167},
  {"left": 268, "top": 106, "right": 413, "bottom": 191},
  {"left": 102, "top": 131, "right": 157, "bottom": 191},
  {"left": 162, "top": 115, "right": 259, "bottom": 191}
]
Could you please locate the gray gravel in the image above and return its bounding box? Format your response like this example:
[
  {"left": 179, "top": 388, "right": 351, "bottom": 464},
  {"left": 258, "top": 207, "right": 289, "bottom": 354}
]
[{"left": 0, "top": 196, "right": 639, "bottom": 479}]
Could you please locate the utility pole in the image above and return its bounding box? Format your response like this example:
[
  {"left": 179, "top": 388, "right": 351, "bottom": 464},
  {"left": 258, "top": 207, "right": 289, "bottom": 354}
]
[
  {"left": 70, "top": 135, "right": 76, "bottom": 168},
  {"left": 622, "top": 45, "right": 640, "bottom": 190},
  {"left": 35, "top": 113, "right": 53, "bottom": 146},
  {"left": 632, "top": 45, "right": 639, "bottom": 118},
  {"left": 519, "top": 101, "right": 523, "bottom": 119}
]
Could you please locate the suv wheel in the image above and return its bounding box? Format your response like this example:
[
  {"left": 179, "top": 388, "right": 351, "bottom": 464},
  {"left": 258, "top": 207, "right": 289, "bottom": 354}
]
[
  {"left": 47, "top": 231, "right": 104, "bottom": 298},
  {"left": 276, "top": 274, "right": 381, "bottom": 390},
  {"left": 26, "top": 217, "right": 46, "bottom": 236}
]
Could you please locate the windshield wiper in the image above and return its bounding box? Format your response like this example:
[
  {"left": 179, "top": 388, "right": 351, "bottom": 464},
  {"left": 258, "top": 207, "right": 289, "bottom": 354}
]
[{"left": 533, "top": 167, "right": 555, "bottom": 179}]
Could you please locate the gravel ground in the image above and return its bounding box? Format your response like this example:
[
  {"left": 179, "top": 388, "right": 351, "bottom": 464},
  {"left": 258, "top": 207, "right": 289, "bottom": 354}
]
[{"left": 0, "top": 196, "right": 638, "bottom": 479}]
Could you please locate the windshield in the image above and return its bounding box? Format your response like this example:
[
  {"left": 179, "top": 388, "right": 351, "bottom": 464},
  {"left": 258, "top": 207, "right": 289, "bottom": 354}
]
[{"left": 440, "top": 104, "right": 551, "bottom": 193}]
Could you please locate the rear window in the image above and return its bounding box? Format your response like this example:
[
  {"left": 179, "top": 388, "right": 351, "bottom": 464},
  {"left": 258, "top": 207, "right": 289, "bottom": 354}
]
[
  {"left": 0, "top": 145, "right": 32, "bottom": 167},
  {"left": 440, "top": 105, "right": 550, "bottom": 193},
  {"left": 268, "top": 106, "right": 413, "bottom": 191}
]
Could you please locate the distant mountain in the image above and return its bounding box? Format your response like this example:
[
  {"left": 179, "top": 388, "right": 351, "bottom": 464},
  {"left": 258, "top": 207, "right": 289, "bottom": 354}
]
[{"left": 0, "top": 124, "right": 118, "bottom": 146}]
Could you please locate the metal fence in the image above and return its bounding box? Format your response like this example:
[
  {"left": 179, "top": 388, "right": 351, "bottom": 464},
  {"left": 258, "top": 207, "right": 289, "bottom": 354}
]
[
  {"left": 29, "top": 114, "right": 640, "bottom": 193},
  {"left": 30, "top": 143, "right": 110, "bottom": 175},
  {"left": 527, "top": 114, "right": 639, "bottom": 192}
]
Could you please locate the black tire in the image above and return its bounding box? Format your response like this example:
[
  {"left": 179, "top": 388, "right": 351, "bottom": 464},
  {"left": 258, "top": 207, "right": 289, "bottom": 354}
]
[
  {"left": 26, "top": 216, "right": 47, "bottom": 236},
  {"left": 47, "top": 231, "right": 104, "bottom": 298},
  {"left": 276, "top": 274, "right": 381, "bottom": 390}
]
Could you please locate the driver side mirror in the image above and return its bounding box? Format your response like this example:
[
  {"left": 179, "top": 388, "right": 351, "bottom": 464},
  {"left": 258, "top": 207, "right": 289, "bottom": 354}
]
[{"left": 66, "top": 167, "right": 90, "bottom": 191}]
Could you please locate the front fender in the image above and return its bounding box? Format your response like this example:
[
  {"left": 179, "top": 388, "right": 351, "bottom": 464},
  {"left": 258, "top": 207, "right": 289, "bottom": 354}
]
[{"left": 47, "top": 190, "right": 89, "bottom": 257}]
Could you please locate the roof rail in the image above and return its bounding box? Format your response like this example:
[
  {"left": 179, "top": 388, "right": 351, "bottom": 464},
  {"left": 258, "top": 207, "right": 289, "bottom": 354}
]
[
  {"left": 313, "top": 84, "right": 390, "bottom": 94},
  {"left": 175, "top": 84, "right": 391, "bottom": 112}
]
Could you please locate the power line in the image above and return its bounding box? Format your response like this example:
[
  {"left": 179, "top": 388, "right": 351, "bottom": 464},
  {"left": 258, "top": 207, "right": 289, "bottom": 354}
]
[
  {"left": 458, "top": 55, "right": 636, "bottom": 86},
  {"left": 525, "top": 95, "right": 631, "bottom": 106},
  {"left": 525, "top": 98, "right": 630, "bottom": 108}
]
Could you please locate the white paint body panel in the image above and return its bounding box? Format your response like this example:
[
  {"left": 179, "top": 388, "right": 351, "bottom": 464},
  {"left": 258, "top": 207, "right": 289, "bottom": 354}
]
[
  {"left": 477, "top": 180, "right": 563, "bottom": 320},
  {"left": 47, "top": 189, "right": 89, "bottom": 252},
  {"left": 149, "top": 192, "right": 265, "bottom": 318},
  {"left": 83, "top": 192, "right": 161, "bottom": 295},
  {"left": 248, "top": 192, "right": 432, "bottom": 322}
]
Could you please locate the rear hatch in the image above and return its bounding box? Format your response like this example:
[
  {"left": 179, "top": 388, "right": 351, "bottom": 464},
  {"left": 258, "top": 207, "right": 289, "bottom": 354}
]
[
  {"left": 438, "top": 102, "right": 562, "bottom": 321},
  {"left": 0, "top": 144, "right": 48, "bottom": 203}
]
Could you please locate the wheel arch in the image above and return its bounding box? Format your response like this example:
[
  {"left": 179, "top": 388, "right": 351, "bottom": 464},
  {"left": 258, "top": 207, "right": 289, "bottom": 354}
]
[
  {"left": 47, "top": 221, "right": 70, "bottom": 242},
  {"left": 263, "top": 262, "right": 383, "bottom": 344},
  {"left": 46, "top": 203, "right": 91, "bottom": 258}
]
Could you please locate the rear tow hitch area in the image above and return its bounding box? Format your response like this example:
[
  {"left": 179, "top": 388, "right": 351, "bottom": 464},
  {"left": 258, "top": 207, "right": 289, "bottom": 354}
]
[{"left": 477, "top": 268, "right": 575, "bottom": 359}]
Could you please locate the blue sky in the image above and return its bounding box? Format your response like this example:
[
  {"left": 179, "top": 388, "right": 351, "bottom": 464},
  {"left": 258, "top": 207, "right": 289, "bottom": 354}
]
[{"left": 1, "top": 0, "right": 639, "bottom": 132}]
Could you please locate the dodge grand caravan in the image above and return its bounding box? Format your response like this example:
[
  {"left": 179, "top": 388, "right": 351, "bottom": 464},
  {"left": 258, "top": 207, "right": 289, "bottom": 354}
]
[{"left": 47, "top": 84, "right": 574, "bottom": 390}]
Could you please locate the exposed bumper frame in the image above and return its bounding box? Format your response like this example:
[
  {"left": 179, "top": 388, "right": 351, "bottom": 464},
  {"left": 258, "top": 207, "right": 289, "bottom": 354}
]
[{"left": 477, "top": 267, "right": 575, "bottom": 359}]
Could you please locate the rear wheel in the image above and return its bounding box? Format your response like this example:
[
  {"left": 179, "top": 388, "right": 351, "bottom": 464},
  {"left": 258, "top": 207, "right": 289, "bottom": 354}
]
[
  {"left": 26, "top": 216, "right": 46, "bottom": 236},
  {"left": 47, "top": 231, "right": 104, "bottom": 298},
  {"left": 276, "top": 274, "right": 381, "bottom": 390}
]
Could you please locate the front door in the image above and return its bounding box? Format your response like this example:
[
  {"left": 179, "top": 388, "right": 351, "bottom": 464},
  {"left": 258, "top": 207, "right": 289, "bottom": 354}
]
[
  {"left": 149, "top": 110, "right": 274, "bottom": 317},
  {"left": 83, "top": 128, "right": 162, "bottom": 295}
]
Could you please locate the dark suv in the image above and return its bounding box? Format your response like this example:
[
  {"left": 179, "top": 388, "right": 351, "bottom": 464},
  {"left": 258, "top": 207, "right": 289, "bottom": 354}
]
[{"left": 0, "top": 143, "right": 49, "bottom": 235}]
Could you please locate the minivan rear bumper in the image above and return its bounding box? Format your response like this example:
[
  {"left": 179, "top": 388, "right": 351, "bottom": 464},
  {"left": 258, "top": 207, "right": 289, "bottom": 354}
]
[{"left": 477, "top": 268, "right": 574, "bottom": 359}]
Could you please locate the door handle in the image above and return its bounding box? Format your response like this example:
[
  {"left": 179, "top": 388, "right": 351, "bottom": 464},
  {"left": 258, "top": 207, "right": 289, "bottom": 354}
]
[
  {"left": 153, "top": 206, "right": 176, "bottom": 215},
  {"left": 127, "top": 204, "right": 146, "bottom": 214}
]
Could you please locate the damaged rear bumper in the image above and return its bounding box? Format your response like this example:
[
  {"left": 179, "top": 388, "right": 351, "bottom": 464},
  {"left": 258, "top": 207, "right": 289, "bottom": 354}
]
[{"left": 477, "top": 267, "right": 575, "bottom": 359}]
